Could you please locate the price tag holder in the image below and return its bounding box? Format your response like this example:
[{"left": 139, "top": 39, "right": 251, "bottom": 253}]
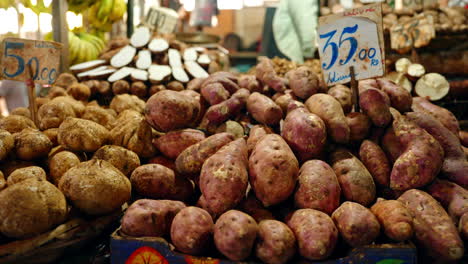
[
  {"left": 318, "top": 3, "right": 385, "bottom": 86},
  {"left": 143, "top": 7, "right": 179, "bottom": 34},
  {"left": 0, "top": 38, "right": 62, "bottom": 85}
]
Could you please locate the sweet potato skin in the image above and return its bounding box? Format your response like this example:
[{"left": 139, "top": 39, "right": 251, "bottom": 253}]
[
  {"left": 330, "top": 149, "right": 376, "bottom": 206},
  {"left": 460, "top": 131, "right": 468, "bottom": 147},
  {"left": 412, "top": 97, "right": 460, "bottom": 135},
  {"left": 346, "top": 112, "right": 371, "bottom": 142},
  {"left": 247, "top": 125, "right": 273, "bottom": 155},
  {"left": 295, "top": 160, "right": 341, "bottom": 215},
  {"left": 175, "top": 133, "right": 235, "bottom": 179},
  {"left": 130, "top": 164, "right": 175, "bottom": 199},
  {"left": 406, "top": 112, "right": 468, "bottom": 187},
  {"left": 256, "top": 57, "right": 287, "bottom": 92},
  {"left": 381, "top": 127, "right": 403, "bottom": 163},
  {"left": 306, "top": 94, "right": 349, "bottom": 143},
  {"left": 238, "top": 193, "right": 274, "bottom": 223},
  {"left": 459, "top": 213, "right": 468, "bottom": 239},
  {"left": 359, "top": 140, "right": 391, "bottom": 187},
  {"left": 332, "top": 202, "right": 380, "bottom": 247},
  {"left": 281, "top": 108, "right": 326, "bottom": 161},
  {"left": 200, "top": 139, "right": 248, "bottom": 217},
  {"left": 153, "top": 129, "right": 206, "bottom": 160},
  {"left": 238, "top": 75, "right": 262, "bottom": 93},
  {"left": 398, "top": 189, "right": 464, "bottom": 261},
  {"left": 247, "top": 92, "right": 283, "bottom": 126},
  {"left": 145, "top": 90, "right": 198, "bottom": 132},
  {"left": 328, "top": 84, "right": 352, "bottom": 114},
  {"left": 370, "top": 199, "right": 413, "bottom": 241},
  {"left": 359, "top": 88, "right": 392, "bottom": 127},
  {"left": 287, "top": 66, "right": 319, "bottom": 100},
  {"left": 214, "top": 210, "right": 258, "bottom": 261},
  {"left": 390, "top": 116, "right": 444, "bottom": 191},
  {"left": 201, "top": 89, "right": 249, "bottom": 127},
  {"left": 287, "top": 209, "right": 338, "bottom": 260},
  {"left": 170, "top": 207, "right": 214, "bottom": 255},
  {"left": 255, "top": 220, "right": 296, "bottom": 264},
  {"left": 377, "top": 78, "right": 412, "bottom": 112},
  {"left": 201, "top": 82, "right": 230, "bottom": 105},
  {"left": 249, "top": 134, "right": 299, "bottom": 207},
  {"left": 427, "top": 179, "right": 468, "bottom": 223},
  {"left": 121, "top": 199, "right": 186, "bottom": 237}
]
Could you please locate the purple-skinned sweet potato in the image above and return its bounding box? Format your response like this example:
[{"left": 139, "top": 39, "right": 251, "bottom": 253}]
[
  {"left": 255, "top": 220, "right": 296, "bottom": 264},
  {"left": 175, "top": 133, "right": 235, "bottom": 179},
  {"left": 382, "top": 127, "right": 403, "bottom": 163},
  {"left": 286, "top": 66, "right": 319, "bottom": 100},
  {"left": 295, "top": 160, "right": 341, "bottom": 215},
  {"left": 238, "top": 193, "right": 274, "bottom": 222},
  {"left": 201, "top": 82, "right": 230, "bottom": 105},
  {"left": 328, "top": 84, "right": 352, "bottom": 114},
  {"left": 247, "top": 125, "right": 273, "bottom": 155},
  {"left": 249, "top": 134, "right": 299, "bottom": 207},
  {"left": 153, "top": 129, "right": 206, "bottom": 160},
  {"left": 201, "top": 89, "right": 250, "bottom": 129},
  {"left": 346, "top": 112, "right": 371, "bottom": 142},
  {"left": 186, "top": 77, "right": 206, "bottom": 91},
  {"left": 398, "top": 189, "right": 464, "bottom": 261},
  {"left": 370, "top": 199, "right": 413, "bottom": 241},
  {"left": 256, "top": 57, "right": 287, "bottom": 92},
  {"left": 287, "top": 209, "right": 338, "bottom": 260},
  {"left": 427, "top": 179, "right": 468, "bottom": 224},
  {"left": 305, "top": 93, "right": 349, "bottom": 143},
  {"left": 412, "top": 97, "right": 460, "bottom": 135},
  {"left": 202, "top": 72, "right": 239, "bottom": 94},
  {"left": 377, "top": 78, "right": 412, "bottom": 112},
  {"left": 214, "top": 210, "right": 258, "bottom": 261},
  {"left": 238, "top": 75, "right": 262, "bottom": 93},
  {"left": 332, "top": 202, "right": 380, "bottom": 247},
  {"left": 459, "top": 213, "right": 468, "bottom": 239},
  {"left": 247, "top": 92, "right": 283, "bottom": 126},
  {"left": 200, "top": 138, "right": 249, "bottom": 217},
  {"left": 130, "top": 164, "right": 175, "bottom": 199},
  {"left": 406, "top": 112, "right": 468, "bottom": 187},
  {"left": 170, "top": 206, "right": 214, "bottom": 255},
  {"left": 281, "top": 108, "right": 327, "bottom": 161},
  {"left": 390, "top": 115, "right": 444, "bottom": 191},
  {"left": 274, "top": 91, "right": 297, "bottom": 113},
  {"left": 359, "top": 140, "right": 391, "bottom": 187},
  {"left": 330, "top": 148, "right": 376, "bottom": 206},
  {"left": 359, "top": 87, "right": 392, "bottom": 127}
]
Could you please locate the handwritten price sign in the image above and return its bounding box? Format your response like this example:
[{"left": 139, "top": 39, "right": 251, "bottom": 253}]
[
  {"left": 0, "top": 38, "right": 62, "bottom": 85},
  {"left": 318, "top": 3, "right": 385, "bottom": 86},
  {"left": 143, "top": 7, "right": 178, "bottom": 34}
]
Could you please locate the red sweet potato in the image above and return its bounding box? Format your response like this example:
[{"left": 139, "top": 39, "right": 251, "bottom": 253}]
[
  {"left": 255, "top": 220, "right": 296, "bottom": 264},
  {"left": 153, "top": 129, "right": 206, "bottom": 160},
  {"left": 359, "top": 140, "right": 391, "bottom": 187},
  {"left": 238, "top": 75, "right": 262, "bottom": 93},
  {"left": 247, "top": 125, "right": 273, "bottom": 155},
  {"left": 328, "top": 84, "right": 352, "bottom": 114},
  {"left": 249, "top": 134, "right": 299, "bottom": 207},
  {"left": 398, "top": 189, "right": 464, "bottom": 261},
  {"left": 256, "top": 57, "right": 287, "bottom": 92},
  {"left": 281, "top": 108, "right": 327, "bottom": 161},
  {"left": 377, "top": 78, "right": 412, "bottom": 112},
  {"left": 359, "top": 87, "right": 392, "bottom": 127},
  {"left": 247, "top": 92, "right": 283, "bottom": 126},
  {"left": 412, "top": 97, "right": 460, "bottom": 136},
  {"left": 286, "top": 66, "right": 319, "bottom": 99},
  {"left": 238, "top": 193, "right": 274, "bottom": 223},
  {"left": 370, "top": 199, "right": 413, "bottom": 241},
  {"left": 305, "top": 94, "right": 349, "bottom": 143},
  {"left": 295, "top": 160, "right": 341, "bottom": 215},
  {"left": 460, "top": 131, "right": 468, "bottom": 147},
  {"left": 381, "top": 127, "right": 403, "bottom": 163},
  {"left": 346, "top": 112, "right": 371, "bottom": 142},
  {"left": 201, "top": 82, "right": 230, "bottom": 105},
  {"left": 427, "top": 179, "right": 468, "bottom": 223}
]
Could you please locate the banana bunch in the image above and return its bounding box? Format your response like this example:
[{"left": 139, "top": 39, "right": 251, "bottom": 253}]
[
  {"left": 0, "top": 0, "right": 16, "bottom": 9},
  {"left": 88, "top": 0, "right": 127, "bottom": 31},
  {"left": 46, "top": 31, "right": 105, "bottom": 65},
  {"left": 67, "top": 0, "right": 95, "bottom": 14}
]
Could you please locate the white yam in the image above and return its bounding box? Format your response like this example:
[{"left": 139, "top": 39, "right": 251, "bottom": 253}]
[
  {"left": 130, "top": 27, "right": 151, "bottom": 48},
  {"left": 108, "top": 67, "right": 134, "bottom": 83},
  {"left": 395, "top": 58, "right": 411, "bottom": 74},
  {"left": 70, "top": 60, "right": 106, "bottom": 74},
  {"left": 149, "top": 65, "right": 172, "bottom": 84},
  {"left": 415, "top": 73, "right": 450, "bottom": 101},
  {"left": 131, "top": 69, "right": 149, "bottom": 82},
  {"left": 197, "top": 54, "right": 211, "bottom": 65},
  {"left": 172, "top": 67, "right": 189, "bottom": 83},
  {"left": 183, "top": 48, "right": 198, "bottom": 62},
  {"left": 184, "top": 61, "right": 209, "bottom": 79},
  {"left": 385, "top": 71, "right": 413, "bottom": 93},
  {"left": 76, "top": 66, "right": 108, "bottom": 79},
  {"left": 168, "top": 49, "right": 183, "bottom": 68},
  {"left": 110, "top": 45, "right": 137, "bottom": 68},
  {"left": 136, "top": 50, "right": 152, "bottom": 70},
  {"left": 149, "top": 38, "right": 169, "bottom": 53},
  {"left": 407, "top": 63, "right": 426, "bottom": 79},
  {"left": 87, "top": 68, "right": 116, "bottom": 79}
]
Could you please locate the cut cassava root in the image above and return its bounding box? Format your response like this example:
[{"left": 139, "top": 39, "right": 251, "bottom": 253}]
[
  {"left": 110, "top": 45, "right": 137, "bottom": 68},
  {"left": 415, "top": 73, "right": 450, "bottom": 101},
  {"left": 70, "top": 60, "right": 107, "bottom": 74}
]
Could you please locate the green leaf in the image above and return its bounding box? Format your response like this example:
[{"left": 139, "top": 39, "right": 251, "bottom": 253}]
[{"left": 376, "top": 259, "right": 407, "bottom": 264}]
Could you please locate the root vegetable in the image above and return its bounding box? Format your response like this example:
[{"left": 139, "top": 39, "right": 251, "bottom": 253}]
[
  {"left": 130, "top": 69, "right": 149, "bottom": 82},
  {"left": 54, "top": 73, "right": 77, "bottom": 89},
  {"left": 130, "top": 81, "right": 147, "bottom": 98},
  {"left": 407, "top": 63, "right": 425, "bottom": 79},
  {"left": 149, "top": 38, "right": 169, "bottom": 53},
  {"left": 255, "top": 220, "right": 296, "bottom": 264},
  {"left": 110, "top": 45, "right": 137, "bottom": 68},
  {"left": 359, "top": 87, "right": 392, "bottom": 127},
  {"left": 149, "top": 84, "right": 166, "bottom": 96},
  {"left": 130, "top": 27, "right": 151, "bottom": 48},
  {"left": 415, "top": 73, "right": 450, "bottom": 101},
  {"left": 371, "top": 199, "right": 413, "bottom": 241},
  {"left": 167, "top": 81, "right": 184, "bottom": 91},
  {"left": 169, "top": 49, "right": 183, "bottom": 67},
  {"left": 185, "top": 61, "right": 209, "bottom": 78},
  {"left": 197, "top": 54, "right": 211, "bottom": 66},
  {"left": 395, "top": 58, "right": 411, "bottom": 73},
  {"left": 172, "top": 67, "right": 190, "bottom": 83},
  {"left": 135, "top": 50, "right": 152, "bottom": 70},
  {"left": 385, "top": 71, "right": 412, "bottom": 93},
  {"left": 70, "top": 59, "right": 106, "bottom": 74},
  {"left": 149, "top": 65, "right": 172, "bottom": 84},
  {"left": 14, "top": 129, "right": 52, "bottom": 160},
  {"left": 153, "top": 129, "right": 206, "bottom": 160},
  {"left": 98, "top": 81, "right": 112, "bottom": 95},
  {"left": 359, "top": 140, "right": 391, "bottom": 187},
  {"left": 327, "top": 84, "right": 352, "bottom": 114},
  {"left": 247, "top": 92, "right": 283, "bottom": 126},
  {"left": 377, "top": 78, "right": 412, "bottom": 112},
  {"left": 286, "top": 66, "right": 319, "bottom": 99},
  {"left": 87, "top": 68, "right": 116, "bottom": 79},
  {"left": 108, "top": 67, "right": 134, "bottom": 83},
  {"left": 427, "top": 179, "right": 468, "bottom": 224},
  {"left": 346, "top": 112, "right": 371, "bottom": 142},
  {"left": 412, "top": 97, "right": 460, "bottom": 136},
  {"left": 256, "top": 57, "right": 287, "bottom": 92},
  {"left": 247, "top": 125, "right": 273, "bottom": 154},
  {"left": 238, "top": 75, "right": 262, "bottom": 93},
  {"left": 183, "top": 48, "right": 198, "bottom": 61},
  {"left": 187, "top": 77, "right": 205, "bottom": 91},
  {"left": 112, "top": 80, "right": 130, "bottom": 95}
]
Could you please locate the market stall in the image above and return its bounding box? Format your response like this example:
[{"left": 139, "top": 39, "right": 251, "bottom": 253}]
[{"left": 0, "top": 1, "right": 466, "bottom": 263}]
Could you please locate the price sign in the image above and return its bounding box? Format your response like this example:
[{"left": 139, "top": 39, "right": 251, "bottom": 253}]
[
  {"left": 318, "top": 3, "right": 385, "bottom": 86},
  {"left": 143, "top": 7, "right": 179, "bottom": 34},
  {"left": 0, "top": 38, "right": 62, "bottom": 85},
  {"left": 390, "top": 14, "right": 435, "bottom": 52}
]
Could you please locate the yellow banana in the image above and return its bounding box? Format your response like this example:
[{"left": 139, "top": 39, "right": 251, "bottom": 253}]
[
  {"left": 97, "top": 0, "right": 113, "bottom": 22},
  {"left": 109, "top": 0, "right": 126, "bottom": 22}
]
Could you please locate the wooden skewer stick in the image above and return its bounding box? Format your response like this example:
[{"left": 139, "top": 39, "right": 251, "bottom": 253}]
[
  {"left": 26, "top": 63, "right": 38, "bottom": 127},
  {"left": 349, "top": 66, "right": 359, "bottom": 113}
]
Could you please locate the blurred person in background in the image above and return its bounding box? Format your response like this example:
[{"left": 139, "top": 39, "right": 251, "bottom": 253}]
[{"left": 0, "top": 80, "right": 28, "bottom": 114}]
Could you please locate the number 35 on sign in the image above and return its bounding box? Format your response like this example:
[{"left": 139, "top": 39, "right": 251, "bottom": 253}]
[{"left": 318, "top": 3, "right": 385, "bottom": 86}]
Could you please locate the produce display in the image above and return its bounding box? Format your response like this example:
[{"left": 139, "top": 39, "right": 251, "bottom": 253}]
[{"left": 0, "top": 22, "right": 467, "bottom": 262}]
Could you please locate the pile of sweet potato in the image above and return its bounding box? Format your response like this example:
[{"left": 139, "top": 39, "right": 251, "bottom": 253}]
[{"left": 114, "top": 56, "right": 468, "bottom": 263}]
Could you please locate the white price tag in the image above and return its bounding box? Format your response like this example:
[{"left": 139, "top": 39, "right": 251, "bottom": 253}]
[
  {"left": 318, "top": 4, "right": 385, "bottom": 86},
  {"left": 143, "top": 7, "right": 179, "bottom": 34}
]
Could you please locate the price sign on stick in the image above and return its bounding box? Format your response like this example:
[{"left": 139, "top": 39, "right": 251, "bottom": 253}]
[
  {"left": 0, "top": 38, "right": 62, "bottom": 85},
  {"left": 318, "top": 3, "right": 385, "bottom": 86},
  {"left": 143, "top": 7, "right": 179, "bottom": 34}
]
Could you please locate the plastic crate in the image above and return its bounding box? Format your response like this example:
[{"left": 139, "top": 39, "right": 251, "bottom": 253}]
[{"left": 110, "top": 228, "right": 417, "bottom": 264}]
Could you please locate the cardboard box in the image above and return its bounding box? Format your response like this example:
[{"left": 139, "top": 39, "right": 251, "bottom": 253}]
[{"left": 111, "top": 228, "right": 417, "bottom": 264}]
